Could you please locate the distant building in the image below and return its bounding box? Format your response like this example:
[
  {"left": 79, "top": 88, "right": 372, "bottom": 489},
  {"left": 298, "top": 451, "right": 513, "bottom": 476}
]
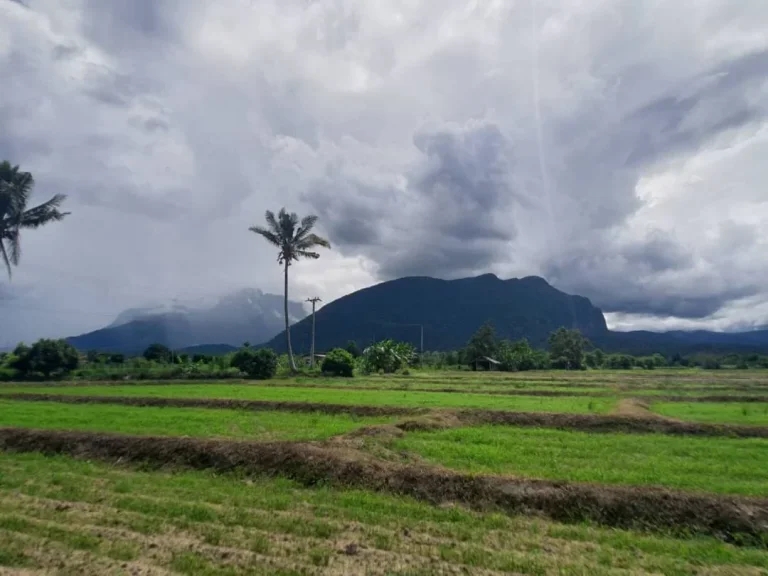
[{"left": 473, "top": 356, "right": 500, "bottom": 371}]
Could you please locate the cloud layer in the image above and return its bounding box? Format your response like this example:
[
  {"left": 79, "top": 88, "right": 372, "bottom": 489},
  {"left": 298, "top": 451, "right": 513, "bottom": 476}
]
[{"left": 2, "top": 0, "right": 768, "bottom": 345}]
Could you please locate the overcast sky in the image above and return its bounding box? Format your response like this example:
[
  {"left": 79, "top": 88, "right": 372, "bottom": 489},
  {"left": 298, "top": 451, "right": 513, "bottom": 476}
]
[{"left": 2, "top": 0, "right": 768, "bottom": 346}]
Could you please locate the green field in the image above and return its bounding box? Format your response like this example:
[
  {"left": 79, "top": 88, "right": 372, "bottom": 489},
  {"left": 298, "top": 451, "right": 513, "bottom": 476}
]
[
  {"left": 1, "top": 452, "right": 766, "bottom": 576},
  {"left": 1, "top": 369, "right": 768, "bottom": 574},
  {"left": 394, "top": 425, "right": 768, "bottom": 496},
  {"left": 652, "top": 401, "right": 768, "bottom": 425},
  {"left": 0, "top": 400, "right": 393, "bottom": 441},
  {"left": 0, "top": 383, "right": 617, "bottom": 413}
]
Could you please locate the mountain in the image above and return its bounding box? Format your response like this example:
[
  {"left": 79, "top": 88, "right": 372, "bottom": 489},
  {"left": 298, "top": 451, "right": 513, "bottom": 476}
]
[
  {"left": 263, "top": 274, "right": 609, "bottom": 353},
  {"left": 601, "top": 329, "right": 768, "bottom": 355},
  {"left": 67, "top": 289, "right": 306, "bottom": 355}
]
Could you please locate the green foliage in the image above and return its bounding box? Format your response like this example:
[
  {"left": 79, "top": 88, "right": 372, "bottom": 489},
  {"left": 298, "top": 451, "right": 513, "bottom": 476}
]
[
  {"left": 1, "top": 160, "right": 70, "bottom": 279},
  {"left": 11, "top": 338, "right": 79, "bottom": 379},
  {"left": 585, "top": 349, "right": 605, "bottom": 369},
  {"left": 321, "top": 348, "right": 355, "bottom": 377},
  {"left": 496, "top": 338, "right": 539, "bottom": 371},
  {"left": 548, "top": 328, "right": 587, "bottom": 370},
  {"left": 605, "top": 354, "right": 635, "bottom": 369},
  {"left": 230, "top": 348, "right": 278, "bottom": 379},
  {"left": 143, "top": 343, "right": 172, "bottom": 363},
  {"left": 361, "top": 340, "right": 415, "bottom": 374},
  {"left": 344, "top": 340, "right": 362, "bottom": 358},
  {"left": 465, "top": 323, "right": 498, "bottom": 366}
]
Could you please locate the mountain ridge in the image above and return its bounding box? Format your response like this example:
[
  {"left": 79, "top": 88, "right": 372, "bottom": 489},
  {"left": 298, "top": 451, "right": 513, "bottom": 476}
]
[
  {"left": 64, "top": 275, "right": 768, "bottom": 355},
  {"left": 67, "top": 288, "right": 306, "bottom": 354}
]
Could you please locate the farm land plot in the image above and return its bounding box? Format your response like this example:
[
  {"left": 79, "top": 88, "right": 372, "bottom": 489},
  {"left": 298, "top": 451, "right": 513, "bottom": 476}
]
[
  {"left": 1, "top": 369, "right": 768, "bottom": 574},
  {"left": 3, "top": 453, "right": 768, "bottom": 575},
  {"left": 0, "top": 383, "right": 617, "bottom": 413}
]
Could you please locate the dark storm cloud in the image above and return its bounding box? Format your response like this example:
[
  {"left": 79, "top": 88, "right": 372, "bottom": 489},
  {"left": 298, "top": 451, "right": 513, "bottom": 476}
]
[
  {"left": 2, "top": 0, "right": 768, "bottom": 342},
  {"left": 621, "top": 49, "right": 768, "bottom": 167},
  {"left": 306, "top": 119, "right": 519, "bottom": 280},
  {"left": 543, "top": 230, "right": 762, "bottom": 319}
]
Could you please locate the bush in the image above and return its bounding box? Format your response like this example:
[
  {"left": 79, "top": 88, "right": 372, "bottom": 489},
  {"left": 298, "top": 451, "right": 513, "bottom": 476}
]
[
  {"left": 361, "top": 340, "right": 415, "bottom": 374},
  {"left": 230, "top": 348, "right": 278, "bottom": 379},
  {"left": 321, "top": 348, "right": 355, "bottom": 377},
  {"left": 12, "top": 339, "right": 80, "bottom": 379},
  {"left": 143, "top": 343, "right": 172, "bottom": 363}
]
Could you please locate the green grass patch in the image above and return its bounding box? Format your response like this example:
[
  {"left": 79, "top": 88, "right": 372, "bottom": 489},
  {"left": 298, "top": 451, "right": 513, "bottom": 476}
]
[
  {"left": 0, "top": 400, "right": 392, "bottom": 441},
  {"left": 1, "top": 452, "right": 767, "bottom": 574},
  {"left": 394, "top": 425, "right": 768, "bottom": 496},
  {"left": 652, "top": 402, "right": 768, "bottom": 426},
  {"left": 0, "top": 384, "right": 615, "bottom": 413}
]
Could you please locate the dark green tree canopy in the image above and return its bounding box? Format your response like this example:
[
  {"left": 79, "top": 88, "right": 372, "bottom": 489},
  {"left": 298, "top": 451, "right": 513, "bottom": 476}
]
[
  {"left": 465, "top": 322, "right": 499, "bottom": 363},
  {"left": 548, "top": 327, "right": 588, "bottom": 370},
  {"left": 11, "top": 339, "right": 79, "bottom": 379},
  {"left": 143, "top": 343, "right": 172, "bottom": 363},
  {"left": 0, "top": 161, "right": 69, "bottom": 278}
]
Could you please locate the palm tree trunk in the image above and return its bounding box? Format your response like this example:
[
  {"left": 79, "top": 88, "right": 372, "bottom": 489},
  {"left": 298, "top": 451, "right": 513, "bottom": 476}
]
[{"left": 284, "top": 260, "right": 297, "bottom": 372}]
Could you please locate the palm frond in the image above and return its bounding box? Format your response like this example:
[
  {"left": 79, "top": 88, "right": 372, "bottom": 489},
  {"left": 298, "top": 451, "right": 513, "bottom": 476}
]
[
  {"left": 8, "top": 229, "right": 19, "bottom": 265},
  {"left": 296, "top": 233, "right": 331, "bottom": 250},
  {"left": 0, "top": 162, "right": 33, "bottom": 211},
  {"left": 264, "top": 210, "right": 280, "bottom": 235},
  {"left": 277, "top": 209, "right": 299, "bottom": 239},
  {"left": 0, "top": 239, "right": 11, "bottom": 280},
  {"left": 296, "top": 250, "right": 321, "bottom": 260},
  {"left": 294, "top": 214, "right": 318, "bottom": 239},
  {"left": 249, "top": 226, "right": 282, "bottom": 247},
  {"left": 19, "top": 195, "right": 69, "bottom": 229}
]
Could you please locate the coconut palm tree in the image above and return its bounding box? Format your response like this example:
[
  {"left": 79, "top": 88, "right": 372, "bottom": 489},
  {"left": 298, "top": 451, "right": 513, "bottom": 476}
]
[
  {"left": 250, "top": 209, "right": 330, "bottom": 372},
  {"left": 0, "top": 161, "right": 69, "bottom": 279}
]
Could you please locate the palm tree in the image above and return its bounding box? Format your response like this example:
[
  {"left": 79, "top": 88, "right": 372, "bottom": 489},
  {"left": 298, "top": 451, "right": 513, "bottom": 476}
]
[
  {"left": 250, "top": 209, "right": 330, "bottom": 372},
  {"left": 0, "top": 161, "right": 69, "bottom": 279}
]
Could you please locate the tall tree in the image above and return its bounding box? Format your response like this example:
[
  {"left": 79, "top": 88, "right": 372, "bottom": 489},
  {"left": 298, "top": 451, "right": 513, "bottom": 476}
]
[
  {"left": 250, "top": 209, "right": 330, "bottom": 372},
  {"left": 465, "top": 322, "right": 498, "bottom": 368},
  {"left": 0, "top": 161, "right": 69, "bottom": 279},
  {"left": 548, "top": 327, "right": 587, "bottom": 370}
]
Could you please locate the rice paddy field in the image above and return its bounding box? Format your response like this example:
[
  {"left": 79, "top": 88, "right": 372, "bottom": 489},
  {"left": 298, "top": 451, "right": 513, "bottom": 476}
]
[{"left": 1, "top": 369, "right": 768, "bottom": 574}]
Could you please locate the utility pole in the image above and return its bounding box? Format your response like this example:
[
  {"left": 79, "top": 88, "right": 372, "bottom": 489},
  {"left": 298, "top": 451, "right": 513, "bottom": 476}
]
[{"left": 306, "top": 297, "right": 322, "bottom": 368}]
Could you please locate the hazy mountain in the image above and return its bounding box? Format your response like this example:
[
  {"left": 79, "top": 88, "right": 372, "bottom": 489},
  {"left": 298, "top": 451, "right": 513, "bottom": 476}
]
[
  {"left": 67, "top": 289, "right": 306, "bottom": 354},
  {"left": 263, "top": 274, "right": 608, "bottom": 353}
]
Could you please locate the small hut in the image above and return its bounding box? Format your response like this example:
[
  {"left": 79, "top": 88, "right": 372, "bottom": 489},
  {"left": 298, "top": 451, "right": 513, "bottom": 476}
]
[
  {"left": 304, "top": 353, "right": 326, "bottom": 366},
  {"left": 473, "top": 356, "right": 501, "bottom": 371}
]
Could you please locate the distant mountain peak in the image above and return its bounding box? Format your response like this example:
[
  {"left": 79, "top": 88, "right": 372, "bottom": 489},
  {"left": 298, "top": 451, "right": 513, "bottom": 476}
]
[{"left": 69, "top": 288, "right": 306, "bottom": 354}]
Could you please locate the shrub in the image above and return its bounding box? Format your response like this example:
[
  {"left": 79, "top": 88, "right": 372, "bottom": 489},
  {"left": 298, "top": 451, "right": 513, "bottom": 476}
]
[
  {"left": 12, "top": 339, "right": 80, "bottom": 379},
  {"left": 230, "top": 348, "right": 278, "bottom": 380},
  {"left": 321, "top": 348, "right": 355, "bottom": 377},
  {"left": 143, "top": 343, "right": 172, "bottom": 363},
  {"left": 361, "top": 340, "right": 415, "bottom": 374}
]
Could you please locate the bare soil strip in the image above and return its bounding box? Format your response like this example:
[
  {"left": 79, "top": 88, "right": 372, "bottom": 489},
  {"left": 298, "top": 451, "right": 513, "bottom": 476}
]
[
  {"left": 5, "top": 393, "right": 768, "bottom": 438},
  {"left": 1, "top": 427, "right": 766, "bottom": 546},
  {"left": 448, "top": 409, "right": 768, "bottom": 438}
]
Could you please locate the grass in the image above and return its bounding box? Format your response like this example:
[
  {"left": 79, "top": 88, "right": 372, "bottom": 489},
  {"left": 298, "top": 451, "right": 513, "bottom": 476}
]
[
  {"left": 652, "top": 401, "right": 768, "bottom": 426},
  {"left": 1, "top": 452, "right": 767, "bottom": 575},
  {"left": 0, "top": 383, "right": 617, "bottom": 413},
  {"left": 0, "top": 400, "right": 393, "bottom": 441},
  {"left": 393, "top": 425, "right": 768, "bottom": 496}
]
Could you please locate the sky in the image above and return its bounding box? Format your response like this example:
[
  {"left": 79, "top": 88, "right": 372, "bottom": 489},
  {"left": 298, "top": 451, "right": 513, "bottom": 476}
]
[{"left": 1, "top": 0, "right": 768, "bottom": 346}]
